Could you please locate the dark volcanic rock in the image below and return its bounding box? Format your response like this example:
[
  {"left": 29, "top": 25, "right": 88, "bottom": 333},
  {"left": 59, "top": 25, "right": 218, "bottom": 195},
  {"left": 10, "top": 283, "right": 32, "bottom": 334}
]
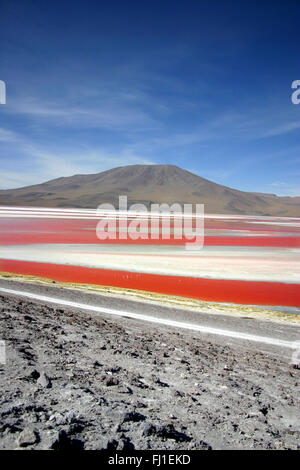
[
  {"left": 156, "top": 423, "right": 191, "bottom": 442},
  {"left": 51, "top": 430, "right": 84, "bottom": 451},
  {"left": 122, "top": 411, "right": 146, "bottom": 423}
]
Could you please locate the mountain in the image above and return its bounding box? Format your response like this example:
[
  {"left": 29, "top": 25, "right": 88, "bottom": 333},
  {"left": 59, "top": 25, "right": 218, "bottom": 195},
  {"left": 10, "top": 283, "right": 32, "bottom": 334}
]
[{"left": 0, "top": 164, "right": 299, "bottom": 216}]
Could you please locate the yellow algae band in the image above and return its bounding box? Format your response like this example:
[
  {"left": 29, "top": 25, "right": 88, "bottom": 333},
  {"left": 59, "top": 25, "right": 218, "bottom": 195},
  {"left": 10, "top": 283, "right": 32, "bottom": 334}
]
[{"left": 0, "top": 271, "right": 299, "bottom": 325}]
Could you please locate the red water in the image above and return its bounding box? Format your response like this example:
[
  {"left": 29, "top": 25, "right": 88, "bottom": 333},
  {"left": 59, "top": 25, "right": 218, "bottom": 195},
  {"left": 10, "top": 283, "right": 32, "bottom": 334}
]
[
  {"left": 1, "top": 216, "right": 299, "bottom": 307},
  {"left": 0, "top": 218, "right": 299, "bottom": 247},
  {"left": 1, "top": 259, "right": 299, "bottom": 307}
]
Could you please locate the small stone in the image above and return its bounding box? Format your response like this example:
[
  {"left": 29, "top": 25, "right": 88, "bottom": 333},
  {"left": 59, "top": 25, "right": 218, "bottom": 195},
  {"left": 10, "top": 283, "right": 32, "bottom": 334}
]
[
  {"left": 66, "top": 371, "right": 75, "bottom": 379},
  {"left": 24, "top": 315, "right": 33, "bottom": 321},
  {"left": 274, "top": 440, "right": 283, "bottom": 450},
  {"left": 199, "top": 440, "right": 212, "bottom": 450},
  {"left": 189, "top": 440, "right": 212, "bottom": 450},
  {"left": 141, "top": 422, "right": 157, "bottom": 436},
  {"left": 29, "top": 369, "right": 40, "bottom": 380},
  {"left": 49, "top": 412, "right": 66, "bottom": 425},
  {"left": 93, "top": 360, "right": 102, "bottom": 368},
  {"left": 51, "top": 430, "right": 84, "bottom": 451},
  {"left": 38, "top": 430, "right": 60, "bottom": 450},
  {"left": 104, "top": 376, "right": 119, "bottom": 386},
  {"left": 17, "top": 429, "right": 39, "bottom": 447},
  {"left": 37, "top": 372, "right": 52, "bottom": 388},
  {"left": 122, "top": 411, "right": 146, "bottom": 423},
  {"left": 119, "top": 435, "right": 135, "bottom": 450},
  {"left": 259, "top": 406, "right": 269, "bottom": 416},
  {"left": 118, "top": 385, "right": 133, "bottom": 394},
  {"left": 156, "top": 423, "right": 191, "bottom": 442},
  {"left": 98, "top": 438, "right": 118, "bottom": 450}
]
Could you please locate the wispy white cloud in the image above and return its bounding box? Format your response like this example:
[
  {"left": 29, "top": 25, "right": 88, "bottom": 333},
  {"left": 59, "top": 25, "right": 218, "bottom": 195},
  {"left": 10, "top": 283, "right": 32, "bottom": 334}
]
[
  {"left": 0, "top": 127, "right": 19, "bottom": 142},
  {"left": 190, "top": 168, "right": 235, "bottom": 182},
  {"left": 5, "top": 92, "right": 160, "bottom": 132},
  {"left": 0, "top": 142, "right": 156, "bottom": 189},
  {"left": 1, "top": 73, "right": 300, "bottom": 195},
  {"left": 268, "top": 182, "right": 300, "bottom": 196},
  {"left": 0, "top": 171, "right": 38, "bottom": 189},
  {"left": 261, "top": 121, "right": 300, "bottom": 138}
]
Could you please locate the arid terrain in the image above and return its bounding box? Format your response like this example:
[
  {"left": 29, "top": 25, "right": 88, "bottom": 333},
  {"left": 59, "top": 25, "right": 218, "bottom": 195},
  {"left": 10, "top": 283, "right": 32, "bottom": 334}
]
[
  {"left": 1, "top": 279, "right": 300, "bottom": 450},
  {"left": 0, "top": 164, "right": 299, "bottom": 216}
]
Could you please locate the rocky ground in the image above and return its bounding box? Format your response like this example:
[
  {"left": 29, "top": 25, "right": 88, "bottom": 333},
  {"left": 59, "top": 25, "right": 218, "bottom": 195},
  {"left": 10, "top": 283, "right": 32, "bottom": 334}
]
[{"left": 0, "top": 291, "right": 300, "bottom": 450}]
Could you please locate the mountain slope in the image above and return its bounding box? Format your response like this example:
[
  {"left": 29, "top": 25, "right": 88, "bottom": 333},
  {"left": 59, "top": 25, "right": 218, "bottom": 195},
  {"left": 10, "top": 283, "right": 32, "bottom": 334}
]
[{"left": 0, "top": 164, "right": 299, "bottom": 216}]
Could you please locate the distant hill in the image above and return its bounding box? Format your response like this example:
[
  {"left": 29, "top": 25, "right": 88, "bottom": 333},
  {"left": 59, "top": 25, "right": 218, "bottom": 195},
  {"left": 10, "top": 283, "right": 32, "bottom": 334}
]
[{"left": 0, "top": 164, "right": 299, "bottom": 216}]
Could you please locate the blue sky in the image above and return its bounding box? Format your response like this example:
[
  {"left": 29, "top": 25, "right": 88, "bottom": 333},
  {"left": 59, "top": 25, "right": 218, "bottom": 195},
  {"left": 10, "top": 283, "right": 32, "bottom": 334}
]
[{"left": 0, "top": 0, "right": 300, "bottom": 195}]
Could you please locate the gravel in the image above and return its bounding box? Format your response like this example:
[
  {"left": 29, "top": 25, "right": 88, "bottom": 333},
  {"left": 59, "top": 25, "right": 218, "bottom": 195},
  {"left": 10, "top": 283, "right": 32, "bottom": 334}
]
[{"left": 0, "top": 292, "right": 299, "bottom": 450}]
